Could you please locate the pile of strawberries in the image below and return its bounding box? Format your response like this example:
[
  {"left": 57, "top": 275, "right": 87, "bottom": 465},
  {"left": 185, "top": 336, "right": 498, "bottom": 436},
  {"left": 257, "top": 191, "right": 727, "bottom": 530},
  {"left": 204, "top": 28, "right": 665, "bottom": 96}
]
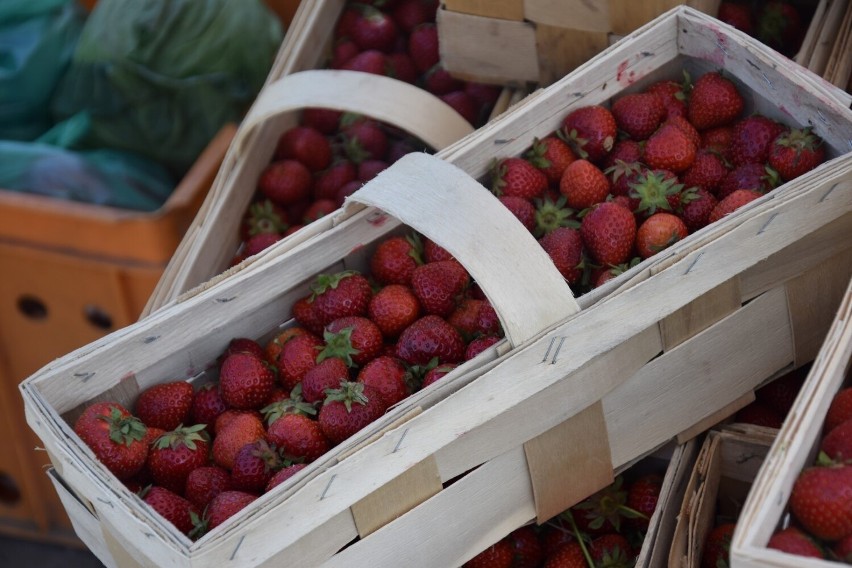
[
  {"left": 485, "top": 70, "right": 826, "bottom": 293},
  {"left": 74, "top": 232, "right": 503, "bottom": 538},
  {"left": 717, "top": 1, "right": 809, "bottom": 57},
  {"left": 734, "top": 366, "right": 808, "bottom": 429},
  {"left": 232, "top": 0, "right": 502, "bottom": 264},
  {"left": 464, "top": 471, "right": 664, "bottom": 567}
]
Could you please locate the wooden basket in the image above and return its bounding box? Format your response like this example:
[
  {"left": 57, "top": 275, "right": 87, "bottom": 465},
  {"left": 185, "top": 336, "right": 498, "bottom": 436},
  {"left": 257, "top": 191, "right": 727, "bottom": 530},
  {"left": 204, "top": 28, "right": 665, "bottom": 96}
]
[
  {"left": 796, "top": 0, "right": 852, "bottom": 92},
  {"left": 732, "top": 277, "right": 852, "bottom": 567}
]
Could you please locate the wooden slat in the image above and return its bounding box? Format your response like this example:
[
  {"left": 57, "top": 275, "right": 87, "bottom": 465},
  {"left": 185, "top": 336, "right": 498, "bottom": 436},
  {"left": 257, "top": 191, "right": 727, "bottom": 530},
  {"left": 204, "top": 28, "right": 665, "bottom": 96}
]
[
  {"left": 675, "top": 391, "right": 756, "bottom": 445},
  {"left": 526, "top": 0, "right": 611, "bottom": 31},
  {"left": 443, "top": 0, "right": 525, "bottom": 19},
  {"left": 535, "top": 26, "right": 610, "bottom": 85},
  {"left": 659, "top": 277, "right": 742, "bottom": 351}
]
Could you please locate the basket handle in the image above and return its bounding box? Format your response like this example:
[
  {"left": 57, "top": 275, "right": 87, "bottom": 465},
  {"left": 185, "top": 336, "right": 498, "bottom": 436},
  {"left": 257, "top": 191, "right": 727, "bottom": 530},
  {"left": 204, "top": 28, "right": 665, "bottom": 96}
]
[
  {"left": 234, "top": 69, "right": 475, "bottom": 156},
  {"left": 346, "top": 152, "right": 580, "bottom": 347}
]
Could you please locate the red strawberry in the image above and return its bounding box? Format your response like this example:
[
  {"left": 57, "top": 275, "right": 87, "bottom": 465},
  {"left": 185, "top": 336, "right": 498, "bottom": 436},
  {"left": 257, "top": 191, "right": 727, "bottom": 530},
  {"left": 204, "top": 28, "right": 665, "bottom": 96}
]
[
  {"left": 242, "top": 199, "right": 289, "bottom": 238},
  {"left": 357, "top": 355, "right": 411, "bottom": 408},
  {"left": 185, "top": 466, "right": 232, "bottom": 511},
  {"left": 314, "top": 161, "right": 357, "bottom": 201},
  {"left": 242, "top": 232, "right": 282, "bottom": 257},
  {"left": 267, "top": 412, "right": 330, "bottom": 463},
  {"left": 729, "top": 115, "right": 786, "bottom": 167},
  {"left": 331, "top": 38, "right": 361, "bottom": 69},
  {"left": 646, "top": 79, "right": 688, "bottom": 119},
  {"left": 757, "top": 1, "right": 803, "bottom": 55},
  {"left": 393, "top": 0, "right": 437, "bottom": 33},
  {"left": 688, "top": 72, "right": 744, "bottom": 130},
  {"left": 318, "top": 381, "right": 387, "bottom": 444},
  {"left": 492, "top": 157, "right": 548, "bottom": 200},
  {"left": 543, "top": 542, "right": 587, "bottom": 568},
  {"left": 827, "top": 388, "right": 852, "bottom": 433},
  {"left": 266, "top": 463, "right": 309, "bottom": 492},
  {"left": 302, "top": 107, "right": 342, "bottom": 135},
  {"left": 718, "top": 2, "right": 754, "bottom": 35},
  {"left": 421, "top": 362, "right": 459, "bottom": 388},
  {"left": 627, "top": 473, "right": 662, "bottom": 529},
  {"left": 791, "top": 464, "right": 852, "bottom": 541},
  {"left": 708, "top": 189, "right": 762, "bottom": 223},
  {"left": 292, "top": 297, "right": 325, "bottom": 337},
  {"left": 408, "top": 23, "right": 439, "bottom": 73},
  {"left": 350, "top": 4, "right": 399, "bottom": 52},
  {"left": 148, "top": 424, "right": 210, "bottom": 495},
  {"left": 386, "top": 52, "right": 418, "bottom": 83},
  {"left": 768, "top": 127, "right": 826, "bottom": 182},
  {"left": 678, "top": 188, "right": 718, "bottom": 232},
  {"left": 276, "top": 332, "right": 323, "bottom": 391},
  {"left": 323, "top": 316, "right": 384, "bottom": 367},
  {"left": 821, "top": 419, "right": 852, "bottom": 463},
  {"left": 580, "top": 202, "right": 637, "bottom": 267},
  {"left": 755, "top": 366, "right": 807, "bottom": 416},
  {"left": 664, "top": 115, "right": 702, "bottom": 150},
  {"left": 258, "top": 160, "right": 312, "bottom": 205},
  {"left": 507, "top": 526, "right": 544, "bottom": 568},
  {"left": 834, "top": 533, "right": 852, "bottom": 561},
  {"left": 302, "top": 199, "right": 338, "bottom": 224},
  {"left": 539, "top": 227, "right": 584, "bottom": 284},
  {"left": 142, "top": 486, "right": 199, "bottom": 537},
  {"left": 221, "top": 337, "right": 266, "bottom": 361},
  {"left": 205, "top": 490, "right": 257, "bottom": 531},
  {"left": 371, "top": 235, "right": 422, "bottom": 285},
  {"left": 74, "top": 402, "right": 148, "bottom": 480},
  {"left": 465, "top": 539, "right": 514, "bottom": 568},
  {"left": 534, "top": 195, "right": 580, "bottom": 237},
  {"left": 274, "top": 126, "right": 332, "bottom": 173},
  {"left": 561, "top": 105, "right": 617, "bottom": 162},
  {"left": 397, "top": 315, "right": 466, "bottom": 365},
  {"left": 369, "top": 284, "right": 422, "bottom": 338},
  {"left": 590, "top": 533, "right": 633, "bottom": 566},
  {"left": 559, "top": 159, "right": 610, "bottom": 209},
  {"left": 767, "top": 527, "right": 824, "bottom": 558},
  {"left": 219, "top": 352, "right": 276, "bottom": 410},
  {"left": 602, "top": 139, "right": 643, "bottom": 170},
  {"left": 357, "top": 159, "right": 389, "bottom": 182},
  {"left": 465, "top": 335, "right": 501, "bottom": 360},
  {"left": 571, "top": 476, "right": 638, "bottom": 535},
  {"left": 498, "top": 195, "right": 536, "bottom": 232},
  {"left": 702, "top": 523, "right": 736, "bottom": 568},
  {"left": 230, "top": 439, "right": 282, "bottom": 493},
  {"left": 627, "top": 168, "right": 683, "bottom": 217},
  {"left": 611, "top": 92, "right": 665, "bottom": 140},
  {"left": 681, "top": 150, "right": 728, "bottom": 194},
  {"left": 525, "top": 136, "right": 577, "bottom": 184},
  {"left": 214, "top": 409, "right": 262, "bottom": 435},
  {"left": 735, "top": 401, "right": 783, "bottom": 428},
  {"left": 301, "top": 357, "right": 350, "bottom": 404},
  {"left": 310, "top": 271, "right": 373, "bottom": 326},
  {"left": 335, "top": 6, "right": 360, "bottom": 39},
  {"left": 447, "top": 298, "right": 501, "bottom": 338},
  {"left": 539, "top": 519, "right": 575, "bottom": 558},
  {"left": 717, "top": 163, "right": 779, "bottom": 200},
  {"left": 423, "top": 238, "right": 455, "bottom": 263},
  {"left": 424, "top": 64, "right": 463, "bottom": 95},
  {"left": 335, "top": 180, "right": 364, "bottom": 206},
  {"left": 635, "top": 212, "right": 688, "bottom": 259},
  {"left": 643, "top": 123, "right": 696, "bottom": 173},
  {"left": 411, "top": 260, "right": 470, "bottom": 317},
  {"left": 701, "top": 125, "right": 734, "bottom": 158},
  {"left": 211, "top": 412, "right": 266, "bottom": 470},
  {"left": 341, "top": 49, "right": 389, "bottom": 76},
  {"left": 135, "top": 381, "right": 194, "bottom": 432}
]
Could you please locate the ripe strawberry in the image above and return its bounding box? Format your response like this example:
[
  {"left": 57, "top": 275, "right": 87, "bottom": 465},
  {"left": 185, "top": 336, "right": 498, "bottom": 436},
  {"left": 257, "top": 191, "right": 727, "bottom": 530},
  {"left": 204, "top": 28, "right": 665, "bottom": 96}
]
[
  {"left": 827, "top": 388, "right": 852, "bottom": 433},
  {"left": 350, "top": 4, "right": 399, "bottom": 52},
  {"left": 580, "top": 202, "right": 637, "bottom": 266},
  {"left": 408, "top": 23, "right": 439, "bottom": 73},
  {"left": 628, "top": 168, "right": 683, "bottom": 217},
  {"left": 735, "top": 401, "right": 784, "bottom": 428},
  {"left": 323, "top": 316, "right": 384, "bottom": 367},
  {"left": 627, "top": 473, "right": 663, "bottom": 529},
  {"left": 276, "top": 332, "right": 323, "bottom": 391},
  {"left": 357, "top": 355, "right": 411, "bottom": 408},
  {"left": 718, "top": 2, "right": 754, "bottom": 35},
  {"left": 214, "top": 409, "right": 262, "bottom": 435},
  {"left": 492, "top": 157, "right": 548, "bottom": 200},
  {"left": 498, "top": 195, "right": 536, "bottom": 232},
  {"left": 268, "top": 413, "right": 330, "bottom": 463},
  {"left": 767, "top": 527, "right": 824, "bottom": 558},
  {"left": 205, "top": 490, "right": 257, "bottom": 531},
  {"left": 708, "top": 189, "right": 762, "bottom": 223},
  {"left": 643, "top": 123, "right": 696, "bottom": 173},
  {"left": 341, "top": 49, "right": 389, "bottom": 76},
  {"left": 681, "top": 150, "right": 728, "bottom": 194},
  {"left": 834, "top": 533, "right": 852, "bottom": 561},
  {"left": 310, "top": 271, "right": 373, "bottom": 326},
  {"left": 142, "top": 486, "right": 199, "bottom": 536},
  {"left": 664, "top": 115, "right": 702, "bottom": 150},
  {"left": 148, "top": 424, "right": 210, "bottom": 495},
  {"left": 335, "top": 6, "right": 360, "bottom": 38},
  {"left": 543, "top": 542, "right": 587, "bottom": 568},
  {"left": 302, "top": 107, "right": 342, "bottom": 135},
  {"left": 821, "top": 419, "right": 852, "bottom": 463},
  {"left": 371, "top": 235, "right": 422, "bottom": 285},
  {"left": 231, "top": 439, "right": 281, "bottom": 493},
  {"left": 393, "top": 0, "right": 437, "bottom": 33},
  {"left": 539, "top": 519, "right": 575, "bottom": 558},
  {"left": 274, "top": 126, "right": 332, "bottom": 172},
  {"left": 635, "top": 212, "right": 688, "bottom": 259},
  {"left": 423, "top": 238, "right": 455, "bottom": 263},
  {"left": 539, "top": 227, "right": 584, "bottom": 284},
  {"left": 219, "top": 352, "right": 276, "bottom": 410},
  {"left": 507, "top": 525, "right": 544, "bottom": 568},
  {"left": 421, "top": 362, "right": 459, "bottom": 388},
  {"left": 717, "top": 163, "right": 779, "bottom": 200},
  {"left": 646, "top": 79, "right": 688, "bottom": 119},
  {"left": 242, "top": 199, "right": 289, "bottom": 238},
  {"left": 211, "top": 412, "right": 266, "bottom": 470},
  {"left": 447, "top": 298, "right": 501, "bottom": 338},
  {"left": 336, "top": 180, "right": 364, "bottom": 206},
  {"left": 258, "top": 160, "right": 312, "bottom": 205},
  {"left": 129, "top": 425, "right": 165, "bottom": 487},
  {"left": 590, "top": 533, "right": 633, "bottom": 567},
  {"left": 702, "top": 523, "right": 735, "bottom": 568},
  {"left": 571, "top": 476, "right": 639, "bottom": 535},
  {"left": 701, "top": 125, "right": 734, "bottom": 158},
  {"left": 729, "top": 115, "right": 786, "bottom": 167},
  {"left": 602, "top": 139, "right": 643, "bottom": 170},
  {"left": 465, "top": 335, "right": 501, "bottom": 360},
  {"left": 318, "top": 381, "right": 387, "bottom": 444},
  {"left": 221, "top": 337, "right": 266, "bottom": 362},
  {"left": 386, "top": 51, "right": 418, "bottom": 83},
  {"left": 292, "top": 296, "right": 325, "bottom": 336},
  {"left": 397, "top": 315, "right": 466, "bottom": 365},
  {"left": 242, "top": 232, "right": 282, "bottom": 257},
  {"left": 302, "top": 199, "right": 338, "bottom": 224},
  {"left": 679, "top": 188, "right": 718, "bottom": 232},
  {"left": 561, "top": 105, "right": 617, "bottom": 162},
  {"left": 611, "top": 92, "right": 665, "bottom": 140},
  {"left": 525, "top": 136, "right": 577, "bottom": 184},
  {"left": 755, "top": 366, "right": 807, "bottom": 416},
  {"left": 465, "top": 539, "right": 514, "bottom": 568},
  {"left": 301, "top": 357, "right": 350, "bottom": 404},
  {"left": 768, "top": 127, "right": 826, "bottom": 182},
  {"left": 135, "top": 381, "right": 194, "bottom": 432},
  {"left": 314, "top": 161, "right": 357, "bottom": 201},
  {"left": 411, "top": 260, "right": 470, "bottom": 317},
  {"left": 791, "top": 464, "right": 852, "bottom": 541},
  {"left": 331, "top": 38, "right": 360, "bottom": 69},
  {"left": 559, "top": 159, "right": 610, "bottom": 209},
  {"left": 688, "top": 72, "right": 744, "bottom": 130},
  {"left": 265, "top": 329, "right": 310, "bottom": 366},
  {"left": 534, "top": 195, "right": 580, "bottom": 237},
  {"left": 266, "top": 463, "right": 309, "bottom": 492},
  {"left": 343, "top": 117, "right": 389, "bottom": 163},
  {"left": 185, "top": 466, "right": 232, "bottom": 511},
  {"left": 424, "top": 64, "right": 463, "bottom": 95},
  {"left": 369, "top": 284, "right": 421, "bottom": 338},
  {"left": 757, "top": 1, "right": 803, "bottom": 55},
  {"left": 74, "top": 402, "right": 148, "bottom": 480}
]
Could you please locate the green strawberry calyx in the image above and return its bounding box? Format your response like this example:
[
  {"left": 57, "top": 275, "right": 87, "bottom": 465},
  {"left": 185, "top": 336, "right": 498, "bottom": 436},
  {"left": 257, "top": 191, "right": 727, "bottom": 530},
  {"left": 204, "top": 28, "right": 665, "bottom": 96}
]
[
  {"left": 99, "top": 406, "right": 147, "bottom": 446},
  {"left": 261, "top": 385, "right": 317, "bottom": 424},
  {"left": 628, "top": 170, "right": 683, "bottom": 216},
  {"left": 324, "top": 381, "right": 369, "bottom": 413},
  {"left": 533, "top": 195, "right": 579, "bottom": 237},
  {"left": 310, "top": 270, "right": 359, "bottom": 299},
  {"left": 247, "top": 200, "right": 288, "bottom": 236},
  {"left": 318, "top": 327, "right": 360, "bottom": 367},
  {"left": 524, "top": 137, "right": 553, "bottom": 171},
  {"left": 153, "top": 424, "right": 208, "bottom": 451}
]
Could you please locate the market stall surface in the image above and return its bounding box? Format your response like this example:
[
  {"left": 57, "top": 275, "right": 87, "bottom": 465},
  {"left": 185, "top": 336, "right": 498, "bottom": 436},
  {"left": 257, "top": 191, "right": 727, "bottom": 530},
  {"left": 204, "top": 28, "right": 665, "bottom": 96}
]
[{"left": 0, "top": 534, "right": 103, "bottom": 567}]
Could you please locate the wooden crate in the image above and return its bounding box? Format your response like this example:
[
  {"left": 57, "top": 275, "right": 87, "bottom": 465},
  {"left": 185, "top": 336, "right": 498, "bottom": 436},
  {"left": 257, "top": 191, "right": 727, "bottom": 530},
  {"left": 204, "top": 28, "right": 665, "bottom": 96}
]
[
  {"left": 733, "top": 277, "right": 852, "bottom": 567},
  {"left": 18, "top": 6, "right": 852, "bottom": 567},
  {"left": 796, "top": 0, "right": 852, "bottom": 92}
]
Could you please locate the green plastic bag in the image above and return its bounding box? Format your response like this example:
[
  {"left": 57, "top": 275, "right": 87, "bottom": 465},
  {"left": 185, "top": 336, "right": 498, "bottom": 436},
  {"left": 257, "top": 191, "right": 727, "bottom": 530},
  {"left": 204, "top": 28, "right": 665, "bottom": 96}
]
[
  {"left": 0, "top": 0, "right": 85, "bottom": 141},
  {"left": 50, "top": 0, "right": 283, "bottom": 176}
]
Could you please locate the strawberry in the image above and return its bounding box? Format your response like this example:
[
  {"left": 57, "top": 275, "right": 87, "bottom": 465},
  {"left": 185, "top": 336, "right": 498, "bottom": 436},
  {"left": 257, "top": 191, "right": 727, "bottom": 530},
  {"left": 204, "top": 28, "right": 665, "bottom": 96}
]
[
  {"left": 331, "top": 38, "right": 360, "bottom": 69},
  {"left": 386, "top": 52, "right": 418, "bottom": 83},
  {"left": 130, "top": 425, "right": 165, "bottom": 487},
  {"left": 219, "top": 352, "right": 276, "bottom": 410},
  {"left": 350, "top": 4, "right": 400, "bottom": 52},
  {"left": 211, "top": 412, "right": 266, "bottom": 470},
  {"left": 310, "top": 270, "right": 373, "bottom": 326},
  {"left": 335, "top": 180, "right": 364, "bottom": 206},
  {"left": 148, "top": 424, "right": 210, "bottom": 495},
  {"left": 135, "top": 381, "right": 194, "bottom": 432},
  {"left": 735, "top": 401, "right": 783, "bottom": 428},
  {"left": 701, "top": 523, "right": 735, "bottom": 568},
  {"left": 302, "top": 199, "right": 338, "bottom": 224},
  {"left": 421, "top": 362, "right": 459, "bottom": 388},
  {"left": 611, "top": 92, "right": 665, "bottom": 140},
  {"left": 539, "top": 227, "right": 584, "bottom": 284},
  {"left": 507, "top": 526, "right": 544, "bottom": 568},
  {"left": 276, "top": 332, "right": 323, "bottom": 391},
  {"left": 74, "top": 402, "right": 148, "bottom": 480},
  {"left": 465, "top": 335, "right": 501, "bottom": 360},
  {"left": 821, "top": 419, "right": 852, "bottom": 463},
  {"left": 302, "top": 107, "right": 342, "bottom": 135},
  {"left": 214, "top": 409, "right": 262, "bottom": 435},
  {"left": 717, "top": 163, "right": 779, "bottom": 200},
  {"left": 465, "top": 539, "right": 514, "bottom": 568},
  {"left": 142, "top": 486, "right": 199, "bottom": 537},
  {"left": 498, "top": 195, "right": 536, "bottom": 232},
  {"left": 534, "top": 195, "right": 580, "bottom": 237},
  {"left": 205, "top": 490, "right": 257, "bottom": 531},
  {"left": 344, "top": 117, "right": 390, "bottom": 162},
  {"left": 688, "top": 72, "right": 744, "bottom": 130},
  {"left": 393, "top": 0, "right": 437, "bottom": 33},
  {"left": 314, "top": 161, "right": 357, "bottom": 201},
  {"left": 768, "top": 127, "right": 826, "bottom": 182},
  {"left": 230, "top": 439, "right": 282, "bottom": 493},
  {"left": 424, "top": 64, "right": 464, "bottom": 95},
  {"left": 423, "top": 238, "right": 455, "bottom": 263},
  {"left": 525, "top": 136, "right": 577, "bottom": 184},
  {"left": 561, "top": 105, "right": 617, "bottom": 162},
  {"left": 221, "top": 337, "right": 266, "bottom": 361},
  {"left": 408, "top": 23, "right": 439, "bottom": 73},
  {"left": 318, "top": 381, "right": 387, "bottom": 444},
  {"left": 767, "top": 527, "right": 824, "bottom": 558},
  {"left": 755, "top": 366, "right": 807, "bottom": 416},
  {"left": 539, "top": 519, "right": 575, "bottom": 558},
  {"left": 258, "top": 160, "right": 312, "bottom": 206},
  {"left": 757, "top": 1, "right": 803, "bottom": 55},
  {"left": 664, "top": 115, "right": 702, "bottom": 150},
  {"left": 718, "top": 2, "right": 754, "bottom": 35},
  {"left": 266, "top": 463, "right": 309, "bottom": 492},
  {"left": 643, "top": 123, "right": 696, "bottom": 173},
  {"left": 358, "top": 355, "right": 411, "bottom": 408},
  {"left": 590, "top": 533, "right": 633, "bottom": 567},
  {"left": 369, "top": 284, "right": 422, "bottom": 338},
  {"left": 681, "top": 150, "right": 728, "bottom": 194},
  {"left": 543, "top": 542, "right": 587, "bottom": 568},
  {"left": 708, "top": 189, "right": 762, "bottom": 223},
  {"left": 571, "top": 476, "right": 642, "bottom": 535},
  {"left": 729, "top": 115, "right": 786, "bottom": 167},
  {"left": 357, "top": 159, "right": 389, "bottom": 182},
  {"left": 242, "top": 199, "right": 289, "bottom": 238},
  {"left": 264, "top": 328, "right": 311, "bottom": 368},
  {"left": 827, "top": 388, "right": 852, "bottom": 433},
  {"left": 627, "top": 473, "right": 662, "bottom": 530},
  {"left": 602, "top": 139, "right": 643, "bottom": 170},
  {"left": 646, "top": 79, "right": 688, "bottom": 119},
  {"left": 791, "top": 464, "right": 852, "bottom": 541},
  {"left": 341, "top": 49, "right": 389, "bottom": 76},
  {"left": 267, "top": 412, "right": 330, "bottom": 463},
  {"left": 700, "top": 125, "right": 734, "bottom": 158},
  {"left": 335, "top": 6, "right": 360, "bottom": 39},
  {"left": 580, "top": 202, "right": 637, "bottom": 267},
  {"left": 301, "top": 357, "right": 350, "bottom": 404},
  {"left": 397, "top": 315, "right": 466, "bottom": 365},
  {"left": 185, "top": 465, "right": 232, "bottom": 511},
  {"left": 370, "top": 235, "right": 422, "bottom": 285},
  {"left": 242, "top": 232, "right": 282, "bottom": 257},
  {"left": 678, "top": 188, "right": 718, "bottom": 232},
  {"left": 411, "top": 260, "right": 470, "bottom": 317},
  {"left": 492, "top": 157, "right": 548, "bottom": 200},
  {"left": 559, "top": 159, "right": 610, "bottom": 209},
  {"left": 834, "top": 533, "right": 852, "bottom": 562},
  {"left": 635, "top": 212, "right": 688, "bottom": 259},
  {"left": 274, "top": 126, "right": 332, "bottom": 173},
  {"left": 323, "top": 316, "right": 384, "bottom": 367},
  {"left": 447, "top": 298, "right": 500, "bottom": 338},
  {"left": 292, "top": 296, "right": 325, "bottom": 336},
  {"left": 627, "top": 168, "right": 683, "bottom": 217}
]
